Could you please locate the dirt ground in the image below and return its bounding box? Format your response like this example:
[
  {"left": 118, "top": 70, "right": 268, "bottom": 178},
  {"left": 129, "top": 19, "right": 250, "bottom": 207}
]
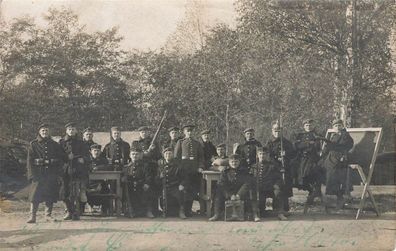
[{"left": 0, "top": 187, "right": 395, "bottom": 251}]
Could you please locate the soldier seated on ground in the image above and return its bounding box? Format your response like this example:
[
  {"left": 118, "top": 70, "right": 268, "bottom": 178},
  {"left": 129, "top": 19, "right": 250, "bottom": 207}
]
[
  {"left": 86, "top": 144, "right": 112, "bottom": 216},
  {"left": 250, "top": 147, "right": 287, "bottom": 221},
  {"left": 156, "top": 147, "right": 187, "bottom": 219},
  {"left": 121, "top": 146, "right": 155, "bottom": 218},
  {"left": 209, "top": 154, "right": 253, "bottom": 221}
]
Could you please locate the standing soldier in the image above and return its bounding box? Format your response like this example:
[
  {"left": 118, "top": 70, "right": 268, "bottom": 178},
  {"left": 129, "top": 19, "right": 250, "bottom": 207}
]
[
  {"left": 174, "top": 125, "right": 204, "bottom": 216},
  {"left": 266, "top": 122, "right": 296, "bottom": 214},
  {"left": 131, "top": 126, "right": 162, "bottom": 215},
  {"left": 26, "top": 124, "right": 67, "bottom": 223},
  {"left": 292, "top": 119, "right": 323, "bottom": 206},
  {"left": 200, "top": 130, "right": 217, "bottom": 170},
  {"left": 103, "top": 127, "right": 130, "bottom": 171},
  {"left": 163, "top": 127, "right": 181, "bottom": 151},
  {"left": 209, "top": 154, "right": 252, "bottom": 221},
  {"left": 321, "top": 119, "right": 354, "bottom": 210},
  {"left": 59, "top": 122, "right": 91, "bottom": 220},
  {"left": 122, "top": 146, "right": 155, "bottom": 218},
  {"left": 251, "top": 147, "right": 287, "bottom": 221},
  {"left": 156, "top": 147, "right": 187, "bottom": 219},
  {"left": 82, "top": 127, "right": 96, "bottom": 149},
  {"left": 235, "top": 128, "right": 262, "bottom": 171}
]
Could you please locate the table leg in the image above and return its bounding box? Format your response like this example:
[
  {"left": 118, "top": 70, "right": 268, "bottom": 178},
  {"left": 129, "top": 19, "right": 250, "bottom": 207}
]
[
  {"left": 116, "top": 177, "right": 122, "bottom": 216},
  {"left": 206, "top": 177, "right": 212, "bottom": 218}
]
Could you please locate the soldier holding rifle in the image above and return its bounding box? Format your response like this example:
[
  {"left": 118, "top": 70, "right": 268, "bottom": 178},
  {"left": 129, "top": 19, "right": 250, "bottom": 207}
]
[
  {"left": 59, "top": 122, "right": 91, "bottom": 220},
  {"left": 156, "top": 147, "right": 188, "bottom": 219}
]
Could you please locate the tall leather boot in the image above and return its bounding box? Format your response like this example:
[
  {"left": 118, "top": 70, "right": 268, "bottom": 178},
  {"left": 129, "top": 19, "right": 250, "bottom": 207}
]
[
  {"left": 45, "top": 202, "right": 56, "bottom": 222},
  {"left": 208, "top": 200, "right": 220, "bottom": 221},
  {"left": 63, "top": 200, "right": 73, "bottom": 220},
  {"left": 27, "top": 202, "right": 39, "bottom": 223},
  {"left": 179, "top": 206, "right": 187, "bottom": 219},
  {"left": 251, "top": 201, "right": 260, "bottom": 222}
]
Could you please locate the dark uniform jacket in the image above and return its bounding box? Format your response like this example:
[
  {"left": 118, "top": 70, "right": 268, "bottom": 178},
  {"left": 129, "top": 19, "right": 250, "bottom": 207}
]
[
  {"left": 123, "top": 160, "right": 153, "bottom": 192},
  {"left": 131, "top": 137, "right": 162, "bottom": 162},
  {"left": 27, "top": 136, "right": 67, "bottom": 203},
  {"left": 83, "top": 139, "right": 96, "bottom": 149},
  {"left": 103, "top": 138, "right": 130, "bottom": 171},
  {"left": 292, "top": 131, "right": 322, "bottom": 186},
  {"left": 174, "top": 137, "right": 204, "bottom": 171},
  {"left": 200, "top": 140, "right": 217, "bottom": 170},
  {"left": 90, "top": 155, "right": 110, "bottom": 172},
  {"left": 322, "top": 129, "right": 354, "bottom": 195},
  {"left": 88, "top": 155, "right": 111, "bottom": 197},
  {"left": 156, "top": 158, "right": 187, "bottom": 189},
  {"left": 163, "top": 137, "right": 182, "bottom": 152},
  {"left": 250, "top": 154, "right": 283, "bottom": 192},
  {"left": 59, "top": 135, "right": 91, "bottom": 180},
  {"left": 266, "top": 136, "right": 296, "bottom": 197},
  {"left": 235, "top": 138, "right": 262, "bottom": 168},
  {"left": 218, "top": 166, "right": 250, "bottom": 198}
]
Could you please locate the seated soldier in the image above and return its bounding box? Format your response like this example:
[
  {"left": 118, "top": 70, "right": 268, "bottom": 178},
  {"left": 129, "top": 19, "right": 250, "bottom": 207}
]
[
  {"left": 122, "top": 146, "right": 154, "bottom": 218},
  {"left": 156, "top": 147, "right": 187, "bottom": 219},
  {"left": 251, "top": 147, "right": 287, "bottom": 221},
  {"left": 209, "top": 154, "right": 253, "bottom": 221},
  {"left": 86, "top": 144, "right": 111, "bottom": 216},
  {"left": 211, "top": 143, "right": 229, "bottom": 171}
]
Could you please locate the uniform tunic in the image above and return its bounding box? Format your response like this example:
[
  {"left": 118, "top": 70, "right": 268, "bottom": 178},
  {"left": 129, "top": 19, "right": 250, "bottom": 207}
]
[
  {"left": 322, "top": 129, "right": 354, "bottom": 196},
  {"left": 266, "top": 136, "right": 296, "bottom": 197},
  {"left": 292, "top": 131, "right": 322, "bottom": 190},
  {"left": 87, "top": 155, "right": 111, "bottom": 207},
  {"left": 174, "top": 137, "right": 204, "bottom": 200},
  {"left": 27, "top": 136, "right": 67, "bottom": 203},
  {"left": 123, "top": 160, "right": 153, "bottom": 210},
  {"left": 103, "top": 138, "right": 130, "bottom": 171},
  {"left": 235, "top": 139, "right": 262, "bottom": 169},
  {"left": 156, "top": 158, "right": 187, "bottom": 207},
  {"left": 200, "top": 140, "right": 217, "bottom": 170},
  {"left": 162, "top": 137, "right": 182, "bottom": 152}
]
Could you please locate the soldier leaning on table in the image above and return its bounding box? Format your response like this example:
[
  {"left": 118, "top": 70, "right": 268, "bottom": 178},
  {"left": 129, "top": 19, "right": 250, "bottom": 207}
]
[
  {"left": 26, "top": 123, "right": 68, "bottom": 223},
  {"left": 59, "top": 122, "right": 91, "bottom": 221}
]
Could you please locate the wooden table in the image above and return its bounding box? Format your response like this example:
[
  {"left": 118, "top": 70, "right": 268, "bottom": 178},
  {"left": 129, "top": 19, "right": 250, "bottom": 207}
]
[
  {"left": 89, "top": 171, "right": 122, "bottom": 216},
  {"left": 201, "top": 170, "right": 221, "bottom": 217}
]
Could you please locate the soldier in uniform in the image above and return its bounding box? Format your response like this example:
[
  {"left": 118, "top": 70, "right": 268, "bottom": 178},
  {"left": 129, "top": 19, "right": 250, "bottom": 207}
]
[
  {"left": 211, "top": 143, "right": 229, "bottom": 171},
  {"left": 103, "top": 126, "right": 130, "bottom": 171},
  {"left": 200, "top": 130, "right": 217, "bottom": 170},
  {"left": 86, "top": 144, "right": 112, "bottom": 216},
  {"left": 131, "top": 126, "right": 162, "bottom": 215},
  {"left": 163, "top": 127, "right": 182, "bottom": 151},
  {"left": 321, "top": 119, "right": 354, "bottom": 209},
  {"left": 174, "top": 125, "right": 205, "bottom": 216},
  {"left": 292, "top": 119, "right": 323, "bottom": 205},
  {"left": 156, "top": 147, "right": 187, "bottom": 219},
  {"left": 122, "top": 146, "right": 155, "bottom": 218},
  {"left": 266, "top": 122, "right": 296, "bottom": 214},
  {"left": 251, "top": 147, "right": 287, "bottom": 221},
  {"left": 235, "top": 128, "right": 262, "bottom": 171},
  {"left": 59, "top": 122, "right": 91, "bottom": 220},
  {"left": 209, "top": 154, "right": 252, "bottom": 221},
  {"left": 82, "top": 127, "right": 96, "bottom": 149},
  {"left": 26, "top": 124, "right": 67, "bottom": 223}
]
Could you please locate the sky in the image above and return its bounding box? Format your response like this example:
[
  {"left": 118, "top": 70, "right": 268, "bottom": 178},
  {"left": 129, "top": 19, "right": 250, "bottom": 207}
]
[{"left": 1, "top": 0, "right": 236, "bottom": 51}]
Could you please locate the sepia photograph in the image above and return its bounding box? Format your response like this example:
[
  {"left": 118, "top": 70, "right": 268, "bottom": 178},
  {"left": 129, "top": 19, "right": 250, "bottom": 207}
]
[{"left": 0, "top": 0, "right": 395, "bottom": 250}]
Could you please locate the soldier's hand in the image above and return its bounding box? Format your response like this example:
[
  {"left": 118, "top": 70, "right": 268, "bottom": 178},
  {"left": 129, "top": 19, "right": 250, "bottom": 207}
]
[
  {"left": 68, "top": 153, "right": 74, "bottom": 160},
  {"left": 309, "top": 141, "right": 316, "bottom": 145},
  {"left": 235, "top": 194, "right": 240, "bottom": 200},
  {"left": 148, "top": 144, "right": 155, "bottom": 151},
  {"left": 160, "top": 172, "right": 165, "bottom": 178},
  {"left": 280, "top": 151, "right": 286, "bottom": 157},
  {"left": 143, "top": 184, "right": 149, "bottom": 191},
  {"left": 231, "top": 195, "right": 236, "bottom": 201},
  {"left": 77, "top": 157, "right": 84, "bottom": 164},
  {"left": 179, "top": 185, "right": 184, "bottom": 191},
  {"left": 198, "top": 168, "right": 203, "bottom": 173}
]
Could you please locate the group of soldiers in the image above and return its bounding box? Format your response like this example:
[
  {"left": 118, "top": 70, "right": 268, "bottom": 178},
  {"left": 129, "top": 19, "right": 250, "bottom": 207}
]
[{"left": 26, "top": 118, "right": 354, "bottom": 223}]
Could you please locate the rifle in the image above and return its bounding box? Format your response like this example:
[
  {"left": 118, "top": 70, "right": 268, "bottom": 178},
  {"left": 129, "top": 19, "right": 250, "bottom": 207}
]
[
  {"left": 255, "top": 147, "right": 260, "bottom": 217},
  {"left": 279, "top": 115, "right": 286, "bottom": 184},
  {"left": 150, "top": 110, "right": 168, "bottom": 149}
]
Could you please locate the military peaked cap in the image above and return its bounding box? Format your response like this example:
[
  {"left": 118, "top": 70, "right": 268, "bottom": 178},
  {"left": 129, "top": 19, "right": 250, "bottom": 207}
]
[
  {"left": 65, "top": 122, "right": 76, "bottom": 128},
  {"left": 90, "top": 144, "right": 101, "bottom": 150}
]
